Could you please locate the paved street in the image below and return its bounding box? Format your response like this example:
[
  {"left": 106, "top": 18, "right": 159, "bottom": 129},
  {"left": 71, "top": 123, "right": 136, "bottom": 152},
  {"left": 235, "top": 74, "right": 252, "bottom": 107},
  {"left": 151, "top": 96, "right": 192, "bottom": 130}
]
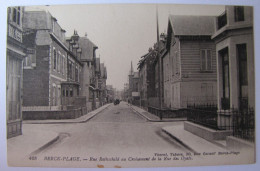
[
  {"left": 7, "top": 102, "right": 187, "bottom": 167},
  {"left": 9, "top": 102, "right": 187, "bottom": 167},
  {"left": 40, "top": 102, "right": 186, "bottom": 155}
]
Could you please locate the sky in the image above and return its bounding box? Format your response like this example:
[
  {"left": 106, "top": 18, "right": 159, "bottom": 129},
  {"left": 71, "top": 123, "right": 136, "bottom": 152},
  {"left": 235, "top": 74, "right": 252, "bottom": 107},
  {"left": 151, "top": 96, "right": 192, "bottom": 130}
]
[{"left": 25, "top": 4, "right": 225, "bottom": 90}]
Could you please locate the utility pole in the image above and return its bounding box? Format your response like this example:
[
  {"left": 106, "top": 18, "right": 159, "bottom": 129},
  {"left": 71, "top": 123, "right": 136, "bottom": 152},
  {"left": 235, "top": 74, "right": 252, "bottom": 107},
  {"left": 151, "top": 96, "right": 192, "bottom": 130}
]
[{"left": 156, "top": 5, "right": 162, "bottom": 120}]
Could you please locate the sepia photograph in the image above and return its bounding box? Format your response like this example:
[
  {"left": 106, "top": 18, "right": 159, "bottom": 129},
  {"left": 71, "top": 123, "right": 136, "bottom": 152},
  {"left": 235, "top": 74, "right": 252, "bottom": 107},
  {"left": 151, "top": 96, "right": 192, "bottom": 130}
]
[{"left": 3, "top": 0, "right": 258, "bottom": 169}]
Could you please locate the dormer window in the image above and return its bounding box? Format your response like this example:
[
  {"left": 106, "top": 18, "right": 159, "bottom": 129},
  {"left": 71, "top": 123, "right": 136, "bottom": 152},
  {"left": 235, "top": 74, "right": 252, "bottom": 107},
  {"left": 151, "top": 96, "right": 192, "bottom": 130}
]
[{"left": 234, "top": 6, "right": 245, "bottom": 22}]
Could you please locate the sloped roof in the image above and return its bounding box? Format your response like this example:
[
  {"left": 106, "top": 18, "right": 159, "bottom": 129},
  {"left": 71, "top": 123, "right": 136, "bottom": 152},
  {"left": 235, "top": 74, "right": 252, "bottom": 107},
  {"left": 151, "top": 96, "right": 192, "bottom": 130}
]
[
  {"left": 169, "top": 15, "right": 215, "bottom": 36},
  {"left": 78, "top": 37, "right": 98, "bottom": 60}
]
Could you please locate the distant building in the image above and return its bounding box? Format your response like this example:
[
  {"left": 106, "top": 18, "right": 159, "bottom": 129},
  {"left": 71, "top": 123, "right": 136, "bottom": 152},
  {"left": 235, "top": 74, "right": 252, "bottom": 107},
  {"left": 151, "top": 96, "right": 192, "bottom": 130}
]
[
  {"left": 99, "top": 63, "right": 107, "bottom": 105},
  {"left": 6, "top": 6, "right": 27, "bottom": 138},
  {"left": 138, "top": 48, "right": 157, "bottom": 108},
  {"left": 128, "top": 61, "right": 140, "bottom": 105},
  {"left": 106, "top": 85, "right": 115, "bottom": 103},
  {"left": 77, "top": 35, "right": 98, "bottom": 111},
  {"left": 123, "top": 83, "right": 129, "bottom": 101}
]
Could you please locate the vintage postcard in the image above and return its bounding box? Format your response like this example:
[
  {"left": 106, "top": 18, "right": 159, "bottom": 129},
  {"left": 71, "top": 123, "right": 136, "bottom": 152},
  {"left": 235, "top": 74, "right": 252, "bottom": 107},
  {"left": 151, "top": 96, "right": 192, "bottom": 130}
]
[{"left": 6, "top": 3, "right": 255, "bottom": 168}]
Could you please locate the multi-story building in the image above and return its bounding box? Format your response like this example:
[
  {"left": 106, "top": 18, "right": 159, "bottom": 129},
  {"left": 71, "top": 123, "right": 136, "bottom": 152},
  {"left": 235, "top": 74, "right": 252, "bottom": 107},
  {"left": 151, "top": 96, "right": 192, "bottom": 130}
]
[
  {"left": 212, "top": 6, "right": 254, "bottom": 136},
  {"left": 77, "top": 35, "right": 98, "bottom": 111},
  {"left": 212, "top": 6, "right": 254, "bottom": 112},
  {"left": 6, "top": 6, "right": 27, "bottom": 138},
  {"left": 163, "top": 15, "right": 217, "bottom": 109},
  {"left": 138, "top": 48, "right": 157, "bottom": 108},
  {"left": 22, "top": 10, "right": 84, "bottom": 111}
]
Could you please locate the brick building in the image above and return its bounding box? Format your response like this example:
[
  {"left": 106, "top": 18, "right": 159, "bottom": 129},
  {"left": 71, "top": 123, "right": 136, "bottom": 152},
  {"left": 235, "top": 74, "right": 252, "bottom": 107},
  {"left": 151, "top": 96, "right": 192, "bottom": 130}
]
[{"left": 22, "top": 10, "right": 84, "bottom": 111}]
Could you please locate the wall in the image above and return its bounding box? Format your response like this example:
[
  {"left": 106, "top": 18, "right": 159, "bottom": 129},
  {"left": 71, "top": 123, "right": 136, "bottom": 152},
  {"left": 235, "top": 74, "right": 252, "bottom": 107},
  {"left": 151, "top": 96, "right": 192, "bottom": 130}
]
[
  {"left": 180, "top": 39, "right": 217, "bottom": 82},
  {"left": 180, "top": 81, "right": 217, "bottom": 108},
  {"left": 23, "top": 107, "right": 88, "bottom": 120},
  {"left": 23, "top": 45, "right": 50, "bottom": 106},
  {"left": 216, "top": 30, "right": 254, "bottom": 110}
]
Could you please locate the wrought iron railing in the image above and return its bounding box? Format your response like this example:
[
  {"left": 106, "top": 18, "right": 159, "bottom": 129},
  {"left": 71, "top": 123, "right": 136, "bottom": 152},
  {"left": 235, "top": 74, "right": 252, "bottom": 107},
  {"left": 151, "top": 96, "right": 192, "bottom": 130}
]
[
  {"left": 187, "top": 103, "right": 255, "bottom": 142},
  {"left": 232, "top": 108, "right": 255, "bottom": 142},
  {"left": 186, "top": 104, "right": 218, "bottom": 130}
]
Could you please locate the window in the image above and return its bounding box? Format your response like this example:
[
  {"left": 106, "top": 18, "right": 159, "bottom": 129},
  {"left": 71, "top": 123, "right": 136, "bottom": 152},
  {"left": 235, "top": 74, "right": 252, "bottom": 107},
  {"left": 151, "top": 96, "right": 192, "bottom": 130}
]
[
  {"left": 63, "top": 55, "right": 66, "bottom": 75},
  {"left": 24, "top": 55, "right": 32, "bottom": 67},
  {"left": 217, "top": 12, "right": 227, "bottom": 29},
  {"left": 68, "top": 61, "right": 72, "bottom": 79},
  {"left": 201, "top": 49, "right": 212, "bottom": 71},
  {"left": 220, "top": 48, "right": 230, "bottom": 109},
  {"left": 53, "top": 49, "right": 57, "bottom": 70},
  {"left": 237, "top": 44, "right": 248, "bottom": 110},
  {"left": 61, "top": 55, "right": 63, "bottom": 74},
  {"left": 234, "top": 6, "right": 245, "bottom": 22},
  {"left": 75, "top": 66, "right": 78, "bottom": 82},
  {"left": 70, "top": 88, "right": 73, "bottom": 97},
  {"left": 66, "top": 90, "right": 69, "bottom": 97},
  {"left": 57, "top": 52, "right": 60, "bottom": 72},
  {"left": 175, "top": 51, "right": 179, "bottom": 74},
  {"left": 12, "top": 7, "right": 21, "bottom": 25}
]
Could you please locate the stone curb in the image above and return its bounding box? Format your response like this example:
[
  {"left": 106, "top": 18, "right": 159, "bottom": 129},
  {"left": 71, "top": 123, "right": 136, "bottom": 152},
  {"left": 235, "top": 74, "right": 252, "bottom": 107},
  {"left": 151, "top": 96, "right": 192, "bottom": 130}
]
[
  {"left": 130, "top": 106, "right": 187, "bottom": 122},
  {"left": 161, "top": 128, "right": 196, "bottom": 153},
  {"left": 30, "top": 135, "right": 60, "bottom": 155},
  {"left": 24, "top": 104, "right": 111, "bottom": 124}
]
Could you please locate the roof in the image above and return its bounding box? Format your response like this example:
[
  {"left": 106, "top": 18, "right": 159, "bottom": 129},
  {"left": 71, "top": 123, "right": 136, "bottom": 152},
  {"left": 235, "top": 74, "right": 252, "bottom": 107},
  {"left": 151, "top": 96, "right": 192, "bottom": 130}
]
[
  {"left": 78, "top": 37, "right": 98, "bottom": 60},
  {"left": 169, "top": 15, "right": 215, "bottom": 36}
]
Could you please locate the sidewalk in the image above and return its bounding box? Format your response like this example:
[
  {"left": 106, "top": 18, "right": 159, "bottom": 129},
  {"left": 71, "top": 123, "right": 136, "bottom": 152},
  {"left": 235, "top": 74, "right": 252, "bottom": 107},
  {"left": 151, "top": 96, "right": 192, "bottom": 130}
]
[
  {"left": 23, "top": 103, "right": 111, "bottom": 124},
  {"left": 7, "top": 124, "right": 59, "bottom": 159},
  {"left": 130, "top": 105, "right": 186, "bottom": 122},
  {"left": 7, "top": 104, "right": 111, "bottom": 162},
  {"left": 162, "top": 123, "right": 227, "bottom": 153},
  {"left": 130, "top": 105, "right": 225, "bottom": 152}
]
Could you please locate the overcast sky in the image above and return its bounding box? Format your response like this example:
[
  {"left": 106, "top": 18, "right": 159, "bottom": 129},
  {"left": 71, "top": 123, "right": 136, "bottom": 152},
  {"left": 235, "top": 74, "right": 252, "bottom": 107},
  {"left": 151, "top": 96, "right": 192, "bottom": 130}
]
[{"left": 26, "top": 4, "right": 225, "bottom": 90}]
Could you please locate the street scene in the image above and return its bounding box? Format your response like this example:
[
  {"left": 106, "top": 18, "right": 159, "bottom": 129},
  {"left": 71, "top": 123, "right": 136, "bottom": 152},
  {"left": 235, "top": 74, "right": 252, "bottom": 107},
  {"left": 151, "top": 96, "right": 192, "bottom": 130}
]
[{"left": 6, "top": 4, "right": 255, "bottom": 168}]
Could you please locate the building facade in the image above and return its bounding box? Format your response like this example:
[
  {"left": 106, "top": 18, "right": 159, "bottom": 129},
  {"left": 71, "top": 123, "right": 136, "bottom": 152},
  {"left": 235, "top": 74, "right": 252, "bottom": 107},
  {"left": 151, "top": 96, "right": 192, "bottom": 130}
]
[
  {"left": 163, "top": 15, "right": 217, "bottom": 109},
  {"left": 212, "top": 6, "right": 254, "bottom": 131},
  {"left": 212, "top": 6, "right": 254, "bottom": 111},
  {"left": 22, "top": 10, "right": 84, "bottom": 111},
  {"left": 6, "top": 6, "right": 27, "bottom": 138}
]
